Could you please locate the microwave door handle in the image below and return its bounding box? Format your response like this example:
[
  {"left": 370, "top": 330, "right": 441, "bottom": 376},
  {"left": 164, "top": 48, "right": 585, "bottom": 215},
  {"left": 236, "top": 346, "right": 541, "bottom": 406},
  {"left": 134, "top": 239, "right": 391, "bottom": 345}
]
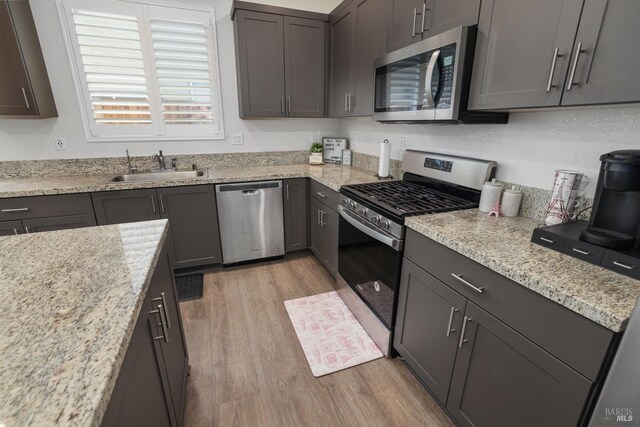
[
  {"left": 425, "top": 49, "right": 440, "bottom": 108},
  {"left": 338, "top": 206, "right": 403, "bottom": 251}
]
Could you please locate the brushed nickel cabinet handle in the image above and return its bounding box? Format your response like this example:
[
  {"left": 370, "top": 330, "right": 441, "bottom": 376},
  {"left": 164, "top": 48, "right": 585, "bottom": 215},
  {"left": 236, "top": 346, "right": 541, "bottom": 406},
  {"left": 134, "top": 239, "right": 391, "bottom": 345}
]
[
  {"left": 613, "top": 261, "right": 635, "bottom": 270},
  {"left": 320, "top": 210, "right": 326, "bottom": 227},
  {"left": 566, "top": 42, "right": 586, "bottom": 91},
  {"left": 420, "top": 2, "right": 428, "bottom": 33},
  {"left": 2, "top": 207, "right": 29, "bottom": 213},
  {"left": 159, "top": 195, "right": 165, "bottom": 213},
  {"left": 24, "top": 226, "right": 31, "bottom": 234},
  {"left": 451, "top": 273, "right": 484, "bottom": 294},
  {"left": 152, "top": 293, "right": 171, "bottom": 329},
  {"left": 287, "top": 97, "right": 291, "bottom": 114},
  {"left": 412, "top": 8, "right": 418, "bottom": 37},
  {"left": 21, "top": 87, "right": 31, "bottom": 109},
  {"left": 572, "top": 248, "right": 591, "bottom": 256},
  {"left": 151, "top": 305, "right": 169, "bottom": 343},
  {"left": 546, "top": 48, "right": 563, "bottom": 92},
  {"left": 286, "top": 184, "right": 290, "bottom": 201},
  {"left": 345, "top": 93, "right": 348, "bottom": 112},
  {"left": 13, "top": 228, "right": 19, "bottom": 235},
  {"left": 539, "top": 236, "right": 555, "bottom": 244},
  {"left": 151, "top": 195, "right": 156, "bottom": 213},
  {"left": 316, "top": 192, "right": 327, "bottom": 198},
  {"left": 458, "top": 316, "right": 471, "bottom": 348},
  {"left": 446, "top": 307, "right": 459, "bottom": 337}
]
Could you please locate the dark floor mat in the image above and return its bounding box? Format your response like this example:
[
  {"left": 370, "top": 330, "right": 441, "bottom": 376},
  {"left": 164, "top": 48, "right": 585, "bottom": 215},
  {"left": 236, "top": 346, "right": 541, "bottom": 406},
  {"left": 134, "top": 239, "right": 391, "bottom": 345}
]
[{"left": 175, "top": 274, "right": 204, "bottom": 302}]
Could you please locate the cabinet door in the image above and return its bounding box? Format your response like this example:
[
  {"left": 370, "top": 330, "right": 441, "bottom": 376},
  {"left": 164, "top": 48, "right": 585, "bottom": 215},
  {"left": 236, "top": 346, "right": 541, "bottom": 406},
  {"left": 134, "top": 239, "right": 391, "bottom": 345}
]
[
  {"left": 284, "top": 17, "right": 326, "bottom": 117},
  {"left": 92, "top": 189, "right": 161, "bottom": 225},
  {"left": 0, "top": 1, "right": 36, "bottom": 116},
  {"left": 394, "top": 259, "right": 467, "bottom": 405},
  {"left": 157, "top": 185, "right": 222, "bottom": 269},
  {"left": 329, "top": 4, "right": 355, "bottom": 117},
  {"left": 235, "top": 10, "right": 285, "bottom": 117},
  {"left": 387, "top": 0, "right": 426, "bottom": 52},
  {"left": 352, "top": 0, "right": 391, "bottom": 116},
  {"left": 149, "top": 250, "right": 189, "bottom": 426},
  {"left": 561, "top": 0, "right": 640, "bottom": 106},
  {"left": 447, "top": 302, "right": 593, "bottom": 427},
  {"left": 468, "top": 0, "right": 584, "bottom": 110},
  {"left": 0, "top": 220, "right": 23, "bottom": 236},
  {"left": 309, "top": 196, "right": 323, "bottom": 259},
  {"left": 321, "top": 206, "right": 339, "bottom": 278},
  {"left": 22, "top": 214, "right": 96, "bottom": 234},
  {"left": 424, "top": 0, "right": 480, "bottom": 38},
  {"left": 102, "top": 294, "right": 174, "bottom": 427},
  {"left": 283, "top": 178, "right": 308, "bottom": 252}
]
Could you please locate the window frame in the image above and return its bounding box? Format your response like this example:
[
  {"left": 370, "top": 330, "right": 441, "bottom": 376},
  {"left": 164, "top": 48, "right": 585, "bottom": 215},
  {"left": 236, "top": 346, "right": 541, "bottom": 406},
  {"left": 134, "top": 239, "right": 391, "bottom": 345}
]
[{"left": 56, "top": 0, "right": 225, "bottom": 142}]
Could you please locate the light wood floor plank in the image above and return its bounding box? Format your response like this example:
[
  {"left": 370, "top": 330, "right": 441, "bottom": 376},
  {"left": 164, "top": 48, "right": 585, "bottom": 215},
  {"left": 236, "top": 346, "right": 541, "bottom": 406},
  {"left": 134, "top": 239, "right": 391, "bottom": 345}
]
[{"left": 180, "top": 254, "right": 454, "bottom": 427}]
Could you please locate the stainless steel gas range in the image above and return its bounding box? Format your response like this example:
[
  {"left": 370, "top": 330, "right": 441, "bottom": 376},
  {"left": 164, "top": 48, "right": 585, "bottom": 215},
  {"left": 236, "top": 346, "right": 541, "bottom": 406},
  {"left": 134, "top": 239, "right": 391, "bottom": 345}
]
[{"left": 336, "top": 150, "right": 497, "bottom": 356}]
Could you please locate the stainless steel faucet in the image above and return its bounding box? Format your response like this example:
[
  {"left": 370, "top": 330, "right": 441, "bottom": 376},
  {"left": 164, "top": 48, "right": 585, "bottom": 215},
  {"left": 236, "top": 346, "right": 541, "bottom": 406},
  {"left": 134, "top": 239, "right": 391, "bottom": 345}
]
[
  {"left": 152, "top": 150, "right": 166, "bottom": 170},
  {"left": 125, "top": 149, "right": 137, "bottom": 174}
]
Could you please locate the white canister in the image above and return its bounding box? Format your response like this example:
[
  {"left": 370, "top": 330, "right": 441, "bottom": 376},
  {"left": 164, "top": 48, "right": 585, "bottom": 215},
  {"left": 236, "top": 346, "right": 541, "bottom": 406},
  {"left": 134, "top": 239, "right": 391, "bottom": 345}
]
[
  {"left": 479, "top": 178, "right": 503, "bottom": 213},
  {"left": 501, "top": 186, "right": 522, "bottom": 217}
]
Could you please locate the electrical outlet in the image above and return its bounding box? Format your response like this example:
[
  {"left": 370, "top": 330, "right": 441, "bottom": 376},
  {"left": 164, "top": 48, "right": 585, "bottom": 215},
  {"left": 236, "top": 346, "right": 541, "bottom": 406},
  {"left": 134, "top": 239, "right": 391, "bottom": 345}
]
[
  {"left": 310, "top": 132, "right": 320, "bottom": 144},
  {"left": 232, "top": 133, "right": 244, "bottom": 145},
  {"left": 54, "top": 137, "right": 68, "bottom": 150},
  {"left": 399, "top": 136, "right": 406, "bottom": 152}
]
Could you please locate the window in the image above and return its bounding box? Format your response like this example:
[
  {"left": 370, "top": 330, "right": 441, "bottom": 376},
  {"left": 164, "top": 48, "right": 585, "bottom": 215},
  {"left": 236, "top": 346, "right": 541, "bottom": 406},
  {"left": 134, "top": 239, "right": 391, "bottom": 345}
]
[{"left": 58, "top": 0, "right": 224, "bottom": 141}]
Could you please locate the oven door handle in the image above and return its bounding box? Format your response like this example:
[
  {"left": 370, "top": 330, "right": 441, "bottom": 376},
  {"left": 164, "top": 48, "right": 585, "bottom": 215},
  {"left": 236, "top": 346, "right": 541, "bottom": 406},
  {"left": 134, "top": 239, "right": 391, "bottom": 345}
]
[{"left": 339, "top": 206, "right": 403, "bottom": 251}]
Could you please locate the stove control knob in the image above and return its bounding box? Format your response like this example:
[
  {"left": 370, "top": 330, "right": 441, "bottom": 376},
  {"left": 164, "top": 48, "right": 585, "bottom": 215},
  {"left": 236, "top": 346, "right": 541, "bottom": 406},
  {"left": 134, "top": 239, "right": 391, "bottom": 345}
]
[
  {"left": 370, "top": 216, "right": 381, "bottom": 226},
  {"left": 357, "top": 207, "right": 367, "bottom": 216},
  {"left": 349, "top": 201, "right": 357, "bottom": 210},
  {"left": 380, "top": 219, "right": 390, "bottom": 230}
]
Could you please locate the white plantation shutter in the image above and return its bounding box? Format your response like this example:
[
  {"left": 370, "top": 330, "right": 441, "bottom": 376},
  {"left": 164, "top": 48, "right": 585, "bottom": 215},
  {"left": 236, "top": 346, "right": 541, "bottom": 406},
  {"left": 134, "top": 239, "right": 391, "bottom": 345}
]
[{"left": 59, "top": 0, "right": 224, "bottom": 140}]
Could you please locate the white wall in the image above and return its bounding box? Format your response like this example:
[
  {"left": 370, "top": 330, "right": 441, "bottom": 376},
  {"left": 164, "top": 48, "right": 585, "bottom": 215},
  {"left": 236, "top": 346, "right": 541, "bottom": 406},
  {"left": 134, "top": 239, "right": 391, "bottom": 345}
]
[
  {"left": 340, "top": 107, "right": 640, "bottom": 197},
  {"left": 0, "top": 0, "right": 340, "bottom": 161}
]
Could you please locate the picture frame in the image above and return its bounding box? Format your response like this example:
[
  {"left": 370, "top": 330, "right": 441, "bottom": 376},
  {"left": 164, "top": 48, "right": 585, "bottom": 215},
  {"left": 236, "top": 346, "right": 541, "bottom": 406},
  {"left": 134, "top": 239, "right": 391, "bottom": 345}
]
[{"left": 323, "top": 137, "right": 349, "bottom": 164}]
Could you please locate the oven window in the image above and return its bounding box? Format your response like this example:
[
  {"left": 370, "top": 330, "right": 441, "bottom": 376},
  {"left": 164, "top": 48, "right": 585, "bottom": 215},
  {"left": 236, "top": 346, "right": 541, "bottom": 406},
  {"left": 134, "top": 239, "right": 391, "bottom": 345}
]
[
  {"left": 338, "top": 216, "right": 403, "bottom": 328},
  {"left": 374, "top": 43, "right": 456, "bottom": 113}
]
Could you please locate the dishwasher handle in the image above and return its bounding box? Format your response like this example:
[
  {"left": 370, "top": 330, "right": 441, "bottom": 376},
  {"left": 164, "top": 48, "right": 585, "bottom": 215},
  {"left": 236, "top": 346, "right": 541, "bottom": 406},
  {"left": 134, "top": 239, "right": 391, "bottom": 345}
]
[{"left": 217, "top": 181, "right": 281, "bottom": 193}]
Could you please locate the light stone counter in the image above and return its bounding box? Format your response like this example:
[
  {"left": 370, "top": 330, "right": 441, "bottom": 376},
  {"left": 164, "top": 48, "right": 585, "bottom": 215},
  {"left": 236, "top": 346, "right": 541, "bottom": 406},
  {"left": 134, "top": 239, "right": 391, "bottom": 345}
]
[
  {"left": 0, "top": 220, "right": 169, "bottom": 426},
  {"left": 405, "top": 210, "right": 640, "bottom": 332},
  {"left": 0, "top": 164, "right": 381, "bottom": 198}
]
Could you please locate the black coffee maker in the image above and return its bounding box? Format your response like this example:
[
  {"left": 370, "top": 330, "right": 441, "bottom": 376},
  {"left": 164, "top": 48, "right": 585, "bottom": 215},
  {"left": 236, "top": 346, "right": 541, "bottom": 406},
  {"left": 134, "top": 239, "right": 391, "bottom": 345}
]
[{"left": 581, "top": 150, "right": 640, "bottom": 249}]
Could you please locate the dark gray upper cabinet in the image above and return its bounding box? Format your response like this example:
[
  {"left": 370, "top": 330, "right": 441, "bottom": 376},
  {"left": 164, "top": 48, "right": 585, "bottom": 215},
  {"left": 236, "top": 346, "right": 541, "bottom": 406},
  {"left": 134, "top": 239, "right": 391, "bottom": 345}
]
[
  {"left": 387, "top": 0, "right": 425, "bottom": 52},
  {"left": 0, "top": 0, "right": 56, "bottom": 118},
  {"left": 283, "top": 178, "right": 308, "bottom": 252},
  {"left": 0, "top": 220, "right": 23, "bottom": 236},
  {"left": 447, "top": 302, "right": 593, "bottom": 427},
  {"left": 233, "top": 4, "right": 327, "bottom": 118},
  {"left": 329, "top": 3, "right": 356, "bottom": 117},
  {"left": 157, "top": 185, "right": 222, "bottom": 269},
  {"left": 92, "top": 189, "right": 161, "bottom": 225},
  {"left": 352, "top": 0, "right": 391, "bottom": 116},
  {"left": 234, "top": 10, "right": 286, "bottom": 117},
  {"left": 284, "top": 17, "right": 327, "bottom": 117},
  {"left": 468, "top": 0, "right": 584, "bottom": 110},
  {"left": 394, "top": 259, "right": 467, "bottom": 405},
  {"left": 561, "top": 0, "right": 640, "bottom": 106},
  {"left": 103, "top": 245, "right": 187, "bottom": 427}
]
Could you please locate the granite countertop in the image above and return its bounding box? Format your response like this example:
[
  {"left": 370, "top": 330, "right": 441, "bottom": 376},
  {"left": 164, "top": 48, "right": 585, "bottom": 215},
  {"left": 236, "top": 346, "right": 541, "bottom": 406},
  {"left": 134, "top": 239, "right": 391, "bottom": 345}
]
[
  {"left": 0, "top": 164, "right": 381, "bottom": 198},
  {"left": 405, "top": 210, "right": 640, "bottom": 332},
  {"left": 0, "top": 220, "right": 169, "bottom": 427}
]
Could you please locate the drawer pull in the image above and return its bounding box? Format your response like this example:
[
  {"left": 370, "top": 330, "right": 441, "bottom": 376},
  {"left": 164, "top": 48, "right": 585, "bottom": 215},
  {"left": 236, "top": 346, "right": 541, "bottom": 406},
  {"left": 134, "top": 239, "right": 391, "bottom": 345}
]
[
  {"left": 446, "top": 307, "right": 459, "bottom": 337},
  {"left": 316, "top": 192, "right": 327, "bottom": 198},
  {"left": 572, "top": 248, "right": 591, "bottom": 256},
  {"left": 539, "top": 237, "right": 555, "bottom": 244},
  {"left": 451, "top": 273, "right": 485, "bottom": 294},
  {"left": 1, "top": 207, "right": 29, "bottom": 213},
  {"left": 613, "top": 261, "right": 636, "bottom": 271},
  {"left": 150, "top": 305, "right": 169, "bottom": 343},
  {"left": 152, "top": 292, "right": 171, "bottom": 328},
  {"left": 458, "top": 316, "right": 471, "bottom": 348}
]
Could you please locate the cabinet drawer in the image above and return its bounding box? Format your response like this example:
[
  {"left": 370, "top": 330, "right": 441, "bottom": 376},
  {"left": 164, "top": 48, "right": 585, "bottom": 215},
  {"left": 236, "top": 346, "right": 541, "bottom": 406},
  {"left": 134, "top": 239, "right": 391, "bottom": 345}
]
[
  {"left": 562, "top": 240, "right": 605, "bottom": 266},
  {"left": 531, "top": 227, "right": 567, "bottom": 251},
  {"left": 310, "top": 179, "right": 340, "bottom": 211},
  {"left": 602, "top": 250, "right": 640, "bottom": 281},
  {"left": 0, "top": 194, "right": 94, "bottom": 221},
  {"left": 405, "top": 229, "right": 614, "bottom": 381}
]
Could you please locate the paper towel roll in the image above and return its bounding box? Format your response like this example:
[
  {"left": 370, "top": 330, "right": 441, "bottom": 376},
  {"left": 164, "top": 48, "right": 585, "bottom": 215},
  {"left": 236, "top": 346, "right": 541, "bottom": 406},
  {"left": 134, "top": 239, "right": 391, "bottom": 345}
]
[{"left": 378, "top": 139, "right": 391, "bottom": 178}]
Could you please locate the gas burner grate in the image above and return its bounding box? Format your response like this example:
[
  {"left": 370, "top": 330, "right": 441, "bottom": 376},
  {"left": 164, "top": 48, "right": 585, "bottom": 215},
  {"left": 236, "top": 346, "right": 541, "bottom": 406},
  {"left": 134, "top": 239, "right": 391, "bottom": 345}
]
[{"left": 343, "top": 181, "right": 477, "bottom": 217}]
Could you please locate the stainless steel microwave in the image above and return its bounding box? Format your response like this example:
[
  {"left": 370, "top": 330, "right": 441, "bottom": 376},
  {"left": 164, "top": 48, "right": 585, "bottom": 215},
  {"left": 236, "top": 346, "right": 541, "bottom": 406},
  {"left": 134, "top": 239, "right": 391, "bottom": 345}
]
[{"left": 373, "top": 26, "right": 507, "bottom": 124}]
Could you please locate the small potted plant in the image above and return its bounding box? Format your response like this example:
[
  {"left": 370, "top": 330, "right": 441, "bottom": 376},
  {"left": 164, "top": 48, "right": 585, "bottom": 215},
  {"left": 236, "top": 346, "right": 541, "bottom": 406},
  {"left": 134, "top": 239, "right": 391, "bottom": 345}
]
[{"left": 309, "top": 143, "right": 324, "bottom": 165}]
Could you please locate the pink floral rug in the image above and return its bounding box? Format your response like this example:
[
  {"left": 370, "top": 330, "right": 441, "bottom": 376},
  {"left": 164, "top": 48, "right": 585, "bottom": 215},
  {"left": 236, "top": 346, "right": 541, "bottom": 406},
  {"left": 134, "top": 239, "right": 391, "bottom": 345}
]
[{"left": 284, "top": 291, "right": 383, "bottom": 377}]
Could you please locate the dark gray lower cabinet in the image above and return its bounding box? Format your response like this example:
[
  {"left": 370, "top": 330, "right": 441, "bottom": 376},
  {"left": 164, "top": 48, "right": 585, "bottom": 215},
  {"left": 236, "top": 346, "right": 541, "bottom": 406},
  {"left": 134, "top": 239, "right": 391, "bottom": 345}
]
[
  {"left": 309, "top": 196, "right": 338, "bottom": 278},
  {"left": 103, "top": 246, "right": 188, "bottom": 427},
  {"left": 394, "top": 259, "right": 467, "bottom": 405},
  {"left": 157, "top": 186, "right": 222, "bottom": 268},
  {"left": 283, "top": 178, "right": 308, "bottom": 252},
  {"left": 0, "top": 220, "right": 23, "bottom": 236},
  {"left": 447, "top": 302, "right": 592, "bottom": 427},
  {"left": 92, "top": 189, "right": 161, "bottom": 225},
  {"left": 21, "top": 214, "right": 96, "bottom": 233}
]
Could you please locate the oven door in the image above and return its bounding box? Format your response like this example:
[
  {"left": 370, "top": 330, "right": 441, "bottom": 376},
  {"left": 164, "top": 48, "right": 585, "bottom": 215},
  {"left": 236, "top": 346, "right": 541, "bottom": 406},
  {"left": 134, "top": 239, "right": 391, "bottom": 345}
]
[{"left": 337, "top": 206, "right": 403, "bottom": 329}]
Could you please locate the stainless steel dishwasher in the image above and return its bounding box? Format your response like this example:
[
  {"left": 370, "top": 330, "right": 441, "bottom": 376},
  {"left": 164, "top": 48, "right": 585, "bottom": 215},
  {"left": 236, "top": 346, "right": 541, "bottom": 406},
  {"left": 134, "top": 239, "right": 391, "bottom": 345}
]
[{"left": 215, "top": 180, "right": 285, "bottom": 264}]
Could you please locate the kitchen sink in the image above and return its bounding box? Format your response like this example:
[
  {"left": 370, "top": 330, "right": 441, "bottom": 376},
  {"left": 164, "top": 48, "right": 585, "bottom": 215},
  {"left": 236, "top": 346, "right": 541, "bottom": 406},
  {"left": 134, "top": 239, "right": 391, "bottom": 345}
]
[{"left": 110, "top": 169, "right": 207, "bottom": 182}]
